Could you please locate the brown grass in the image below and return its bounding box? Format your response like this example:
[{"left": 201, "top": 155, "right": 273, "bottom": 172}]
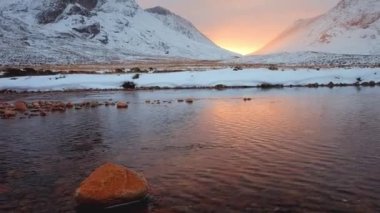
[{"left": 1, "top": 58, "right": 378, "bottom": 74}]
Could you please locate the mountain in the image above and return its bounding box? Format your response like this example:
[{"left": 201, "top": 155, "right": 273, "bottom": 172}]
[
  {"left": 0, "top": 0, "right": 236, "bottom": 65},
  {"left": 256, "top": 0, "right": 380, "bottom": 55}
]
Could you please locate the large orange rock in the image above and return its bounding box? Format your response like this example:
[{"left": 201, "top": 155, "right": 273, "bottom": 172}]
[
  {"left": 75, "top": 163, "right": 148, "bottom": 207},
  {"left": 14, "top": 101, "right": 28, "bottom": 112}
]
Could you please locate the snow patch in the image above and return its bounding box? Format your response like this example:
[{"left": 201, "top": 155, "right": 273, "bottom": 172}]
[{"left": 1, "top": 68, "right": 379, "bottom": 91}]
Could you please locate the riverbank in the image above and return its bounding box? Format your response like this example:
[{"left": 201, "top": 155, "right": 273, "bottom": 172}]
[{"left": 0, "top": 68, "right": 380, "bottom": 92}]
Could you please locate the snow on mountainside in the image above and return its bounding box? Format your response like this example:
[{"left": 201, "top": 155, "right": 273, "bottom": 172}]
[
  {"left": 256, "top": 0, "right": 380, "bottom": 55},
  {"left": 145, "top": 6, "right": 215, "bottom": 45},
  {"left": 0, "top": 0, "right": 236, "bottom": 65}
]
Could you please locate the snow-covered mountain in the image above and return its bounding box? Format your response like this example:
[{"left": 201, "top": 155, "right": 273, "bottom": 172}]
[
  {"left": 256, "top": 0, "right": 380, "bottom": 55},
  {"left": 0, "top": 0, "right": 236, "bottom": 65}
]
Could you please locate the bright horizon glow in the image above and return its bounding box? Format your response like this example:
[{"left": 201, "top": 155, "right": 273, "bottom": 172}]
[
  {"left": 139, "top": 0, "right": 340, "bottom": 55},
  {"left": 212, "top": 38, "right": 260, "bottom": 55}
]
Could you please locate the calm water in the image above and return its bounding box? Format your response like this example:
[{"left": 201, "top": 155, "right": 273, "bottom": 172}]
[{"left": 1, "top": 88, "right": 380, "bottom": 213}]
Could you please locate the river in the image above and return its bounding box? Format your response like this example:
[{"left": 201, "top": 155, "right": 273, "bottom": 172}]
[{"left": 1, "top": 87, "right": 379, "bottom": 212}]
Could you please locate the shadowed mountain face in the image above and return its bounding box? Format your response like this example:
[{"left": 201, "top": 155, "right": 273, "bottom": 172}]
[
  {"left": 37, "top": 0, "right": 98, "bottom": 24},
  {"left": 76, "top": 0, "right": 98, "bottom": 9},
  {"left": 0, "top": 0, "right": 235, "bottom": 65},
  {"left": 36, "top": 0, "right": 138, "bottom": 24},
  {"left": 145, "top": 6, "right": 171, "bottom": 16},
  {"left": 256, "top": 0, "right": 380, "bottom": 55}
]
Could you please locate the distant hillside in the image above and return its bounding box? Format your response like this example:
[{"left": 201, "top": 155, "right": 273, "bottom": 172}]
[{"left": 256, "top": 0, "right": 380, "bottom": 55}]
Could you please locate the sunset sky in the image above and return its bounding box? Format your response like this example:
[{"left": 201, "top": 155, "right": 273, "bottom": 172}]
[{"left": 139, "top": 0, "right": 340, "bottom": 55}]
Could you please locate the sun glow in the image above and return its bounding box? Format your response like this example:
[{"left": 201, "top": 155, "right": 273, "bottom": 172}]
[
  {"left": 215, "top": 43, "right": 260, "bottom": 55},
  {"left": 204, "top": 28, "right": 266, "bottom": 55},
  {"left": 212, "top": 39, "right": 262, "bottom": 55}
]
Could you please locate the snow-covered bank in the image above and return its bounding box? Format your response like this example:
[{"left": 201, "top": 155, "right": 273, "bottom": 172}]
[{"left": 1, "top": 68, "right": 380, "bottom": 92}]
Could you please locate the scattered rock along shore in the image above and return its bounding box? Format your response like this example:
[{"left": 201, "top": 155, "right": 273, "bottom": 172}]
[
  {"left": 0, "top": 100, "right": 119, "bottom": 120},
  {"left": 0, "top": 98, "right": 199, "bottom": 120}
]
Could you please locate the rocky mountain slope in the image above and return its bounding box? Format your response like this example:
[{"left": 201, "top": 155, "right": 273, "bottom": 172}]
[
  {"left": 256, "top": 0, "right": 380, "bottom": 55},
  {"left": 0, "top": 0, "right": 236, "bottom": 65}
]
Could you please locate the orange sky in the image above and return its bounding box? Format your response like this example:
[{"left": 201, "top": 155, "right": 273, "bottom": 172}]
[{"left": 139, "top": 0, "right": 339, "bottom": 55}]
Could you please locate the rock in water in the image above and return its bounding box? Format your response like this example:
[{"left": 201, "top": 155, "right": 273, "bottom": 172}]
[
  {"left": 116, "top": 102, "right": 128, "bottom": 109},
  {"left": 14, "top": 101, "right": 28, "bottom": 112},
  {"left": 185, "top": 98, "right": 194, "bottom": 104},
  {"left": 75, "top": 163, "right": 148, "bottom": 207},
  {"left": 3, "top": 110, "right": 16, "bottom": 119}
]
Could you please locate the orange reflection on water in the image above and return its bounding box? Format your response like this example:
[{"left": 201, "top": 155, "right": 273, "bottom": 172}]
[{"left": 196, "top": 97, "right": 323, "bottom": 148}]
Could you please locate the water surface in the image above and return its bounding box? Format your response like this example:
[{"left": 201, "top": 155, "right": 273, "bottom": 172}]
[{"left": 1, "top": 88, "right": 380, "bottom": 212}]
